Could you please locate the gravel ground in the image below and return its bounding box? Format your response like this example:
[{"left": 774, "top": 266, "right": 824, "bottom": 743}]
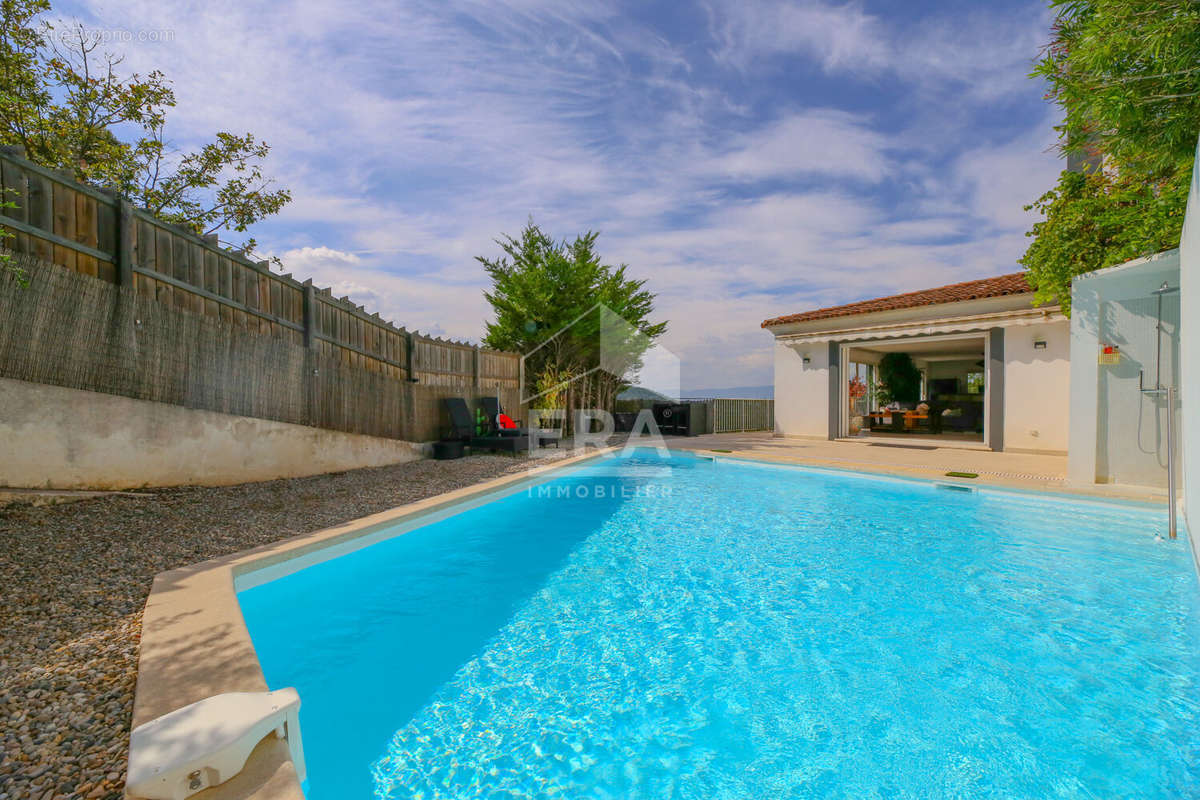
[{"left": 0, "top": 446, "right": 606, "bottom": 800}]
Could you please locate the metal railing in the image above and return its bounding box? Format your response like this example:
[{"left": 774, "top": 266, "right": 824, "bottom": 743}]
[{"left": 682, "top": 397, "right": 775, "bottom": 434}]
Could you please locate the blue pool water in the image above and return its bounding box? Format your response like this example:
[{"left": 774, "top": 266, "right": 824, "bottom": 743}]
[{"left": 237, "top": 450, "right": 1200, "bottom": 799}]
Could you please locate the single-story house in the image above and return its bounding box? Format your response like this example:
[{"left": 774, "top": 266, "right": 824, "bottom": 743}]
[{"left": 762, "top": 273, "right": 1071, "bottom": 454}]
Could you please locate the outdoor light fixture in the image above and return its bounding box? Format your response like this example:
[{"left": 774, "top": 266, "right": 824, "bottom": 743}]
[
  {"left": 1033, "top": 339, "right": 1047, "bottom": 350},
  {"left": 802, "top": 354, "right": 812, "bottom": 364}
]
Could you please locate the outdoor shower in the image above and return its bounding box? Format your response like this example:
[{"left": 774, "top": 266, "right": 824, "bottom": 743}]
[{"left": 1139, "top": 280, "right": 1180, "bottom": 539}]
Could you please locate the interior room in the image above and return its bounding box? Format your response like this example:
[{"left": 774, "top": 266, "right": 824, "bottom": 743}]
[{"left": 846, "top": 336, "right": 987, "bottom": 444}]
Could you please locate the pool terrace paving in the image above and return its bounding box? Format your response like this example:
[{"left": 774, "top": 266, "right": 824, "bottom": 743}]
[{"left": 668, "top": 432, "right": 1167, "bottom": 503}]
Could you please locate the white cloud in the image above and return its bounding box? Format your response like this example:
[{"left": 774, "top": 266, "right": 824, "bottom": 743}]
[
  {"left": 64, "top": 0, "right": 1060, "bottom": 388},
  {"left": 279, "top": 246, "right": 362, "bottom": 271},
  {"left": 706, "top": 0, "right": 1051, "bottom": 103},
  {"left": 284, "top": 251, "right": 492, "bottom": 341},
  {"left": 707, "top": 110, "right": 890, "bottom": 183},
  {"left": 952, "top": 112, "right": 1063, "bottom": 232},
  {"left": 707, "top": 0, "right": 890, "bottom": 74}
]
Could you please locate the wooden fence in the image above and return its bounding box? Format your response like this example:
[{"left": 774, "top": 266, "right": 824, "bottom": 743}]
[{"left": 0, "top": 147, "right": 522, "bottom": 441}]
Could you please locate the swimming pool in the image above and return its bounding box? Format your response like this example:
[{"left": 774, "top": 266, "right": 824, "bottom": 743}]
[{"left": 237, "top": 449, "right": 1200, "bottom": 799}]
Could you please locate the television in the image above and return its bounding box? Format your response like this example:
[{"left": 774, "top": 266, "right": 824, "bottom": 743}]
[{"left": 931, "top": 378, "right": 958, "bottom": 397}]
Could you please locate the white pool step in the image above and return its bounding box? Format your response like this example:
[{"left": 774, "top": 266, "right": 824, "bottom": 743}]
[{"left": 126, "top": 688, "right": 305, "bottom": 800}]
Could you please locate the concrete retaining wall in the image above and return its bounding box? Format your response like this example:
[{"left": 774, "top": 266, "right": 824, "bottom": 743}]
[{"left": 0, "top": 377, "right": 427, "bottom": 489}]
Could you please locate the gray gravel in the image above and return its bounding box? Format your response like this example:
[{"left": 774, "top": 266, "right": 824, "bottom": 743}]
[{"left": 0, "top": 446, "right": 606, "bottom": 800}]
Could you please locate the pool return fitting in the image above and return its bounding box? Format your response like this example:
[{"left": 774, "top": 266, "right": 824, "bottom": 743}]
[
  {"left": 1139, "top": 280, "right": 1180, "bottom": 539},
  {"left": 126, "top": 687, "right": 305, "bottom": 800}
]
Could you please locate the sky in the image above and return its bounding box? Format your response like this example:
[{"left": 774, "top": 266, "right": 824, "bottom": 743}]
[{"left": 61, "top": 0, "right": 1062, "bottom": 390}]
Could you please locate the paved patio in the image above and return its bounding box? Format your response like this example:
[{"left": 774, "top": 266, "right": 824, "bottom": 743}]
[{"left": 669, "top": 432, "right": 1166, "bottom": 502}]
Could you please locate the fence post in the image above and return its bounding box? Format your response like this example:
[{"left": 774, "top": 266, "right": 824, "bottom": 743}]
[
  {"left": 116, "top": 198, "right": 134, "bottom": 288},
  {"left": 406, "top": 331, "right": 416, "bottom": 381},
  {"left": 472, "top": 348, "right": 480, "bottom": 389},
  {"left": 302, "top": 282, "right": 317, "bottom": 349}
]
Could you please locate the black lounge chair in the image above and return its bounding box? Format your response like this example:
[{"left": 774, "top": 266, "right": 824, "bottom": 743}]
[
  {"left": 442, "top": 397, "right": 477, "bottom": 442},
  {"left": 469, "top": 433, "right": 531, "bottom": 454},
  {"left": 480, "top": 396, "right": 561, "bottom": 448},
  {"left": 480, "top": 396, "right": 520, "bottom": 433},
  {"left": 441, "top": 397, "right": 531, "bottom": 455}
]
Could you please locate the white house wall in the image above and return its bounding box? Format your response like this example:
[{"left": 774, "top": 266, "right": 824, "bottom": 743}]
[
  {"left": 1003, "top": 320, "right": 1071, "bottom": 454},
  {"left": 1068, "top": 279, "right": 1103, "bottom": 485},
  {"left": 773, "top": 340, "right": 830, "bottom": 437},
  {"left": 1181, "top": 137, "right": 1200, "bottom": 547},
  {"left": 1068, "top": 250, "right": 1181, "bottom": 489}
]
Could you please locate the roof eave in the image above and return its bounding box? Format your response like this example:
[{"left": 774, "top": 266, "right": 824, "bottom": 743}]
[{"left": 764, "top": 293, "right": 1048, "bottom": 334}]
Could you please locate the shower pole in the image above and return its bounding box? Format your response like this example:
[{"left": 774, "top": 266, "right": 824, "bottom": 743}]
[{"left": 1143, "top": 281, "right": 1179, "bottom": 539}]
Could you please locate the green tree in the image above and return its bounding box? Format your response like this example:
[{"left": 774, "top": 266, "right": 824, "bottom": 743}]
[
  {"left": 0, "top": 192, "right": 24, "bottom": 285},
  {"left": 1021, "top": 167, "right": 1188, "bottom": 313},
  {"left": 0, "top": 0, "right": 289, "bottom": 249},
  {"left": 1021, "top": 0, "right": 1199, "bottom": 311},
  {"left": 1036, "top": 0, "right": 1200, "bottom": 176},
  {"left": 480, "top": 221, "right": 666, "bottom": 429},
  {"left": 876, "top": 353, "right": 922, "bottom": 406}
]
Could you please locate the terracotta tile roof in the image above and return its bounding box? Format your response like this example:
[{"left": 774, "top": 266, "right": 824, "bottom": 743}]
[{"left": 761, "top": 272, "right": 1033, "bottom": 328}]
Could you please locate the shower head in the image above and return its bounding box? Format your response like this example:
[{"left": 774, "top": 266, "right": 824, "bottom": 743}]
[{"left": 1152, "top": 281, "right": 1179, "bottom": 295}]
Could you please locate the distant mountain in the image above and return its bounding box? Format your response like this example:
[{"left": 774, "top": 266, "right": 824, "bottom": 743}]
[
  {"left": 683, "top": 384, "right": 774, "bottom": 400},
  {"left": 617, "top": 386, "right": 675, "bottom": 402}
]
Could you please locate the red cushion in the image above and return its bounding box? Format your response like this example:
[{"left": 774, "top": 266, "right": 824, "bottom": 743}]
[{"left": 498, "top": 413, "right": 517, "bottom": 429}]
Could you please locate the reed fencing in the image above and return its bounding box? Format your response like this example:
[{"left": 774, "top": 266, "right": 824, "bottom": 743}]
[{"left": 0, "top": 148, "right": 521, "bottom": 441}]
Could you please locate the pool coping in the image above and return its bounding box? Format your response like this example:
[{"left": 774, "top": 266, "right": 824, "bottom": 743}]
[
  {"left": 127, "top": 445, "right": 619, "bottom": 800},
  {"left": 666, "top": 440, "right": 1171, "bottom": 505},
  {"left": 696, "top": 450, "right": 1173, "bottom": 511}
]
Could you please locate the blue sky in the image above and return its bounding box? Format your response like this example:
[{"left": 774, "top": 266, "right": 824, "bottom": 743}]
[{"left": 64, "top": 0, "right": 1061, "bottom": 389}]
